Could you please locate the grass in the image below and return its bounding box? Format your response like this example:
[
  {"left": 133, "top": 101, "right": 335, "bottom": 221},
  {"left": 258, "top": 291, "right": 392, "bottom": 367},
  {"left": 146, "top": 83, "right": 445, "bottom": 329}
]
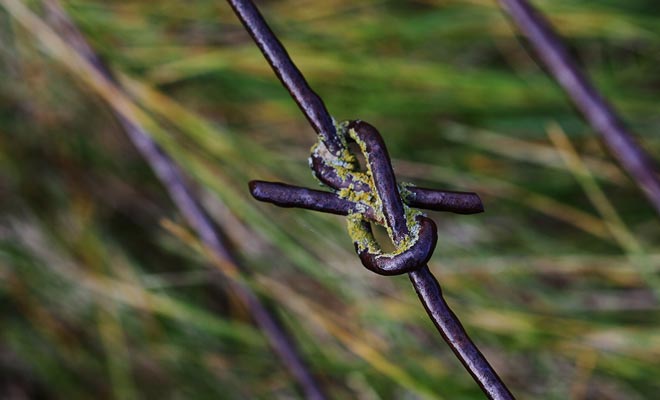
[{"left": 1, "top": 0, "right": 660, "bottom": 398}]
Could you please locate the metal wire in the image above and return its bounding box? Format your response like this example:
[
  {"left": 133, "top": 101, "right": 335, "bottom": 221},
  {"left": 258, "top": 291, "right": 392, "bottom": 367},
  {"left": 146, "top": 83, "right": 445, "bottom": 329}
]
[
  {"left": 226, "top": 0, "right": 342, "bottom": 155},
  {"left": 227, "top": 1, "right": 514, "bottom": 398},
  {"left": 43, "top": 2, "right": 326, "bottom": 399},
  {"left": 499, "top": 0, "right": 660, "bottom": 216}
]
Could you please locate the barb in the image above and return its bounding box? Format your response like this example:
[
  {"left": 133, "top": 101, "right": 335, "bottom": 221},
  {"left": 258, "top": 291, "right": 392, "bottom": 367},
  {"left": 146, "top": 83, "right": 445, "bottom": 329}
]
[
  {"left": 42, "top": 1, "right": 325, "bottom": 399},
  {"left": 498, "top": 0, "right": 660, "bottom": 216},
  {"left": 227, "top": 1, "right": 513, "bottom": 398},
  {"left": 250, "top": 181, "right": 483, "bottom": 217}
]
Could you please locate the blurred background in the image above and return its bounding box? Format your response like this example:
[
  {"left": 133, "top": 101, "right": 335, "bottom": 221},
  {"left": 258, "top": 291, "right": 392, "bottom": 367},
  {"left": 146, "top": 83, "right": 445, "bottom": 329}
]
[{"left": 1, "top": 0, "right": 660, "bottom": 398}]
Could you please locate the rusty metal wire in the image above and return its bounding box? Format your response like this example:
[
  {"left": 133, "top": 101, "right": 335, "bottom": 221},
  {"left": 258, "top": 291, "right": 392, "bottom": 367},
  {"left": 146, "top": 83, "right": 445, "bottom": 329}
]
[
  {"left": 227, "top": 0, "right": 514, "bottom": 399},
  {"left": 42, "top": 1, "right": 326, "bottom": 399},
  {"left": 498, "top": 0, "right": 660, "bottom": 217}
]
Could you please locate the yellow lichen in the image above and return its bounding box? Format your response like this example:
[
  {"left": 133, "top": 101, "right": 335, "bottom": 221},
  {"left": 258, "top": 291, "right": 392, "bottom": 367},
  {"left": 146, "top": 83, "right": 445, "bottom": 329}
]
[
  {"left": 399, "top": 182, "right": 417, "bottom": 202},
  {"left": 346, "top": 214, "right": 378, "bottom": 253},
  {"left": 313, "top": 120, "right": 427, "bottom": 260}
]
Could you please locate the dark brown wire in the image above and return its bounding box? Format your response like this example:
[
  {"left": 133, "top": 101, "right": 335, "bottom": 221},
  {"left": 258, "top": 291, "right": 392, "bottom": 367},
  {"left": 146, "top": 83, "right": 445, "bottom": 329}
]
[
  {"left": 43, "top": 2, "right": 326, "bottom": 399},
  {"left": 227, "top": 0, "right": 514, "bottom": 398},
  {"left": 226, "top": 0, "right": 343, "bottom": 155},
  {"left": 498, "top": 0, "right": 660, "bottom": 216}
]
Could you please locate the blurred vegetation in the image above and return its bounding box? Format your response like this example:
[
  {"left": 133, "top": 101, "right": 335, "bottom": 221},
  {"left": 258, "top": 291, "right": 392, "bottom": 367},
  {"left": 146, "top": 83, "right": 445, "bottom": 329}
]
[{"left": 1, "top": 0, "right": 660, "bottom": 398}]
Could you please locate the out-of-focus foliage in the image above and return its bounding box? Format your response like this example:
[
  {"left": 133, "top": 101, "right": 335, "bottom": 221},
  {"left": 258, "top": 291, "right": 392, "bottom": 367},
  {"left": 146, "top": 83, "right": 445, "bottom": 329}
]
[{"left": 1, "top": 0, "right": 660, "bottom": 398}]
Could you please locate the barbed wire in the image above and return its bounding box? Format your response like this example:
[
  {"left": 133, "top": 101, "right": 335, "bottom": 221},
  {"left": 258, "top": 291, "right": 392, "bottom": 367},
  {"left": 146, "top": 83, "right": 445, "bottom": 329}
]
[
  {"left": 28, "top": 0, "right": 660, "bottom": 398},
  {"left": 227, "top": 1, "right": 514, "bottom": 399},
  {"left": 40, "top": 1, "right": 326, "bottom": 399},
  {"left": 499, "top": 0, "right": 660, "bottom": 216}
]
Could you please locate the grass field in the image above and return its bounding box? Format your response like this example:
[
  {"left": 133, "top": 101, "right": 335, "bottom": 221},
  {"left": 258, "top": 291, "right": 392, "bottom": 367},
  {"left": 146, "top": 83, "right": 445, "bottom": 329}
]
[{"left": 1, "top": 1, "right": 660, "bottom": 398}]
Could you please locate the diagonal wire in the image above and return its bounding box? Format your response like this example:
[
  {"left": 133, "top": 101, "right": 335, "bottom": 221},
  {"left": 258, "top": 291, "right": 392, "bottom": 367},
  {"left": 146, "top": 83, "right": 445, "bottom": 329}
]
[
  {"left": 39, "top": 1, "right": 326, "bottom": 398},
  {"left": 498, "top": 0, "right": 660, "bottom": 217},
  {"left": 226, "top": 0, "right": 343, "bottom": 155},
  {"left": 226, "top": 1, "right": 514, "bottom": 399}
]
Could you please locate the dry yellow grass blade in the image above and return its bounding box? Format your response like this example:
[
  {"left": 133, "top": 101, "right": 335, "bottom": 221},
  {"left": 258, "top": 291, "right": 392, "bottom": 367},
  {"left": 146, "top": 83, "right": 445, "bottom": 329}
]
[
  {"left": 443, "top": 123, "right": 627, "bottom": 184},
  {"left": 256, "top": 275, "right": 444, "bottom": 400},
  {"left": 1, "top": 0, "right": 244, "bottom": 188},
  {"left": 8, "top": 219, "right": 261, "bottom": 344},
  {"left": 159, "top": 216, "right": 442, "bottom": 398},
  {"left": 0, "top": 0, "right": 167, "bottom": 143},
  {"left": 429, "top": 254, "right": 660, "bottom": 287},
  {"left": 117, "top": 73, "right": 239, "bottom": 160},
  {"left": 160, "top": 218, "right": 241, "bottom": 280},
  {"left": 547, "top": 123, "right": 660, "bottom": 293},
  {"left": 381, "top": 296, "right": 660, "bottom": 363},
  {"left": 417, "top": 0, "right": 651, "bottom": 39},
  {"left": 547, "top": 123, "right": 646, "bottom": 250},
  {"left": 159, "top": 218, "right": 255, "bottom": 318},
  {"left": 394, "top": 159, "right": 612, "bottom": 240}
]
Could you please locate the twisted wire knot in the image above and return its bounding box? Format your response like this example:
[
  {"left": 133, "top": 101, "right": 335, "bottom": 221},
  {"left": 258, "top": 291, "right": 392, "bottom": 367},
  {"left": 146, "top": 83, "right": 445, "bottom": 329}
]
[
  {"left": 230, "top": 0, "right": 514, "bottom": 395},
  {"left": 310, "top": 120, "right": 437, "bottom": 276},
  {"left": 249, "top": 120, "right": 483, "bottom": 275}
]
